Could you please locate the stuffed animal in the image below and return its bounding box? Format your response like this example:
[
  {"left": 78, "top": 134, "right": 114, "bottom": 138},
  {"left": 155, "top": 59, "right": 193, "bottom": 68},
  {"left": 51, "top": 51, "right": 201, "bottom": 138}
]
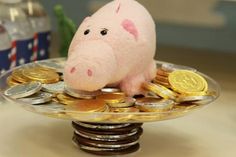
[{"left": 64, "top": 0, "right": 156, "bottom": 96}]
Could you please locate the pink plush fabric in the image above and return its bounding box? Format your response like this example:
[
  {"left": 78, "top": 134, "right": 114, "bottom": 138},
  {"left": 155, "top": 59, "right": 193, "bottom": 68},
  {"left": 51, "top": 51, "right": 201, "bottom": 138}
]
[{"left": 64, "top": 0, "right": 156, "bottom": 96}]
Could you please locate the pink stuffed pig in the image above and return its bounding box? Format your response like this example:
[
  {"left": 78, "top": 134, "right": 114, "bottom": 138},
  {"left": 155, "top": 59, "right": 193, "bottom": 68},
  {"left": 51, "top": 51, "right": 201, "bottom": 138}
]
[{"left": 64, "top": 0, "right": 156, "bottom": 96}]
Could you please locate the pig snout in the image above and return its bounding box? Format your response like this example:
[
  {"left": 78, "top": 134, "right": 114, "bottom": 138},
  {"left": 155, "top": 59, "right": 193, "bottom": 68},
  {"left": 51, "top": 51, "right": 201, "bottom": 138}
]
[{"left": 64, "top": 40, "right": 118, "bottom": 91}]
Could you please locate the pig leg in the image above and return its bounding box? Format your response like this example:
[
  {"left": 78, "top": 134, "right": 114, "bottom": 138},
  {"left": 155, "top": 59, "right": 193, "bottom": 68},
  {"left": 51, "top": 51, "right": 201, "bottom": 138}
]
[{"left": 120, "top": 61, "right": 156, "bottom": 96}]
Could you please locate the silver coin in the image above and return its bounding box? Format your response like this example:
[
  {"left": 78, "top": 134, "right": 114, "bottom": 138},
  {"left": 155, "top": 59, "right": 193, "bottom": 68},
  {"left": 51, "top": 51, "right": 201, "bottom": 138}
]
[
  {"left": 75, "top": 128, "right": 139, "bottom": 141},
  {"left": 135, "top": 98, "right": 175, "bottom": 112},
  {"left": 162, "top": 63, "right": 197, "bottom": 72},
  {"left": 176, "top": 95, "right": 214, "bottom": 104},
  {"left": 74, "top": 122, "right": 131, "bottom": 130},
  {"left": 101, "top": 88, "right": 121, "bottom": 93},
  {"left": 18, "top": 92, "right": 53, "bottom": 105},
  {"left": 36, "top": 61, "right": 64, "bottom": 73},
  {"left": 82, "top": 139, "right": 139, "bottom": 148},
  {"left": 64, "top": 86, "right": 101, "bottom": 99},
  {"left": 108, "top": 97, "right": 136, "bottom": 108},
  {"left": 4, "top": 82, "right": 42, "bottom": 99},
  {"left": 42, "top": 81, "right": 65, "bottom": 94}
]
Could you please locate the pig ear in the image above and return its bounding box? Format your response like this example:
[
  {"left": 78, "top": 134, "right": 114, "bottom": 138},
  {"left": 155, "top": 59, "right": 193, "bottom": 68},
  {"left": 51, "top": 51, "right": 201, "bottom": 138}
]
[
  {"left": 121, "top": 19, "right": 139, "bottom": 41},
  {"left": 116, "top": 3, "right": 121, "bottom": 13}
]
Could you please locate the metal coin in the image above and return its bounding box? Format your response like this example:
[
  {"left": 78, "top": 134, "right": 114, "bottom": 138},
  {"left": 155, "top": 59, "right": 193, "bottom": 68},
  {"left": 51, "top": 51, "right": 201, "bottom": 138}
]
[
  {"left": 56, "top": 93, "right": 79, "bottom": 105},
  {"left": 4, "top": 82, "right": 42, "bottom": 99},
  {"left": 18, "top": 92, "right": 53, "bottom": 105},
  {"left": 74, "top": 122, "right": 131, "bottom": 130},
  {"left": 107, "top": 97, "right": 136, "bottom": 108},
  {"left": 7, "top": 76, "right": 21, "bottom": 86},
  {"left": 168, "top": 70, "right": 208, "bottom": 95},
  {"left": 42, "top": 81, "right": 65, "bottom": 94},
  {"left": 11, "top": 68, "right": 30, "bottom": 83},
  {"left": 96, "top": 93, "right": 126, "bottom": 104},
  {"left": 22, "top": 67, "right": 60, "bottom": 84},
  {"left": 36, "top": 61, "right": 64, "bottom": 73},
  {"left": 156, "top": 68, "right": 169, "bottom": 77},
  {"left": 162, "top": 63, "right": 197, "bottom": 72},
  {"left": 135, "top": 97, "right": 175, "bottom": 112},
  {"left": 64, "top": 86, "right": 101, "bottom": 99},
  {"left": 176, "top": 95, "right": 214, "bottom": 104},
  {"left": 143, "top": 82, "right": 177, "bottom": 100}
]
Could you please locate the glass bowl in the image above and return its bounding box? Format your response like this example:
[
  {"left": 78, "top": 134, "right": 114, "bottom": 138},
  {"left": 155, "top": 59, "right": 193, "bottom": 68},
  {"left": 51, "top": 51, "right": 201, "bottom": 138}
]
[{"left": 0, "top": 58, "right": 220, "bottom": 124}]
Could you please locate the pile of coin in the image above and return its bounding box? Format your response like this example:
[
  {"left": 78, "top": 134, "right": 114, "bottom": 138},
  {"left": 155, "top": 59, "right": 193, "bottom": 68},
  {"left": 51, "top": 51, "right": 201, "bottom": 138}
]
[{"left": 3, "top": 60, "right": 216, "bottom": 122}]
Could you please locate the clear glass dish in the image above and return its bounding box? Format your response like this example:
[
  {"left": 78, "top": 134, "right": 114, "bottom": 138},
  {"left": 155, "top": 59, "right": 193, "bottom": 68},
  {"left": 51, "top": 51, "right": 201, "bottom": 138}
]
[{"left": 0, "top": 58, "right": 220, "bottom": 124}]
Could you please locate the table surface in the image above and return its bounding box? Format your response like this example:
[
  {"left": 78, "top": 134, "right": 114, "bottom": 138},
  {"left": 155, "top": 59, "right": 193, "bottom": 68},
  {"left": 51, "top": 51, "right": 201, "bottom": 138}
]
[{"left": 0, "top": 47, "right": 236, "bottom": 157}]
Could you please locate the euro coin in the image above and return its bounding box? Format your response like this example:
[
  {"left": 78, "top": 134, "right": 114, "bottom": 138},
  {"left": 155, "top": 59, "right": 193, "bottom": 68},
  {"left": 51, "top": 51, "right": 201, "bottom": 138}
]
[
  {"left": 107, "top": 97, "right": 136, "bottom": 108},
  {"left": 168, "top": 70, "right": 208, "bottom": 95},
  {"left": 96, "top": 93, "right": 126, "bottom": 104},
  {"left": 143, "top": 82, "right": 177, "bottom": 100},
  {"left": 4, "top": 81, "right": 42, "bottom": 99},
  {"left": 42, "top": 81, "right": 65, "bottom": 94},
  {"left": 18, "top": 92, "right": 53, "bottom": 105},
  {"left": 135, "top": 97, "right": 175, "bottom": 112},
  {"left": 23, "top": 67, "right": 60, "bottom": 84},
  {"left": 67, "top": 99, "right": 107, "bottom": 112}
]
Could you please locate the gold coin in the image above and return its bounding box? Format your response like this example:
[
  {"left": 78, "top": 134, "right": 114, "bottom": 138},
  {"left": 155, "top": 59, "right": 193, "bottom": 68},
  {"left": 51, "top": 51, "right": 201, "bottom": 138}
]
[
  {"left": 7, "top": 76, "right": 21, "bottom": 86},
  {"left": 96, "top": 93, "right": 126, "bottom": 104},
  {"left": 23, "top": 67, "right": 60, "bottom": 84},
  {"left": 168, "top": 70, "right": 208, "bottom": 95},
  {"left": 143, "top": 82, "right": 177, "bottom": 100},
  {"left": 153, "top": 79, "right": 171, "bottom": 88},
  {"left": 57, "top": 93, "right": 79, "bottom": 105},
  {"left": 156, "top": 68, "right": 169, "bottom": 77},
  {"left": 66, "top": 99, "right": 107, "bottom": 112},
  {"left": 155, "top": 75, "right": 169, "bottom": 83},
  {"left": 11, "top": 68, "right": 30, "bottom": 83}
]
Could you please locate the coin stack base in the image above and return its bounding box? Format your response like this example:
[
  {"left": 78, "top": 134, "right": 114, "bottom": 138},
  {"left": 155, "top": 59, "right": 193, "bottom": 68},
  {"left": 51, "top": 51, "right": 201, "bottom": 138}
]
[{"left": 72, "top": 121, "right": 143, "bottom": 156}]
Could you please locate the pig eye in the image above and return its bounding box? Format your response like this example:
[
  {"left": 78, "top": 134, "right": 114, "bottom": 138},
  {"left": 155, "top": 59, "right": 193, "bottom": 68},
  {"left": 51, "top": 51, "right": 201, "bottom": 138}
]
[
  {"left": 100, "top": 29, "right": 108, "bottom": 36},
  {"left": 84, "top": 29, "right": 90, "bottom": 35}
]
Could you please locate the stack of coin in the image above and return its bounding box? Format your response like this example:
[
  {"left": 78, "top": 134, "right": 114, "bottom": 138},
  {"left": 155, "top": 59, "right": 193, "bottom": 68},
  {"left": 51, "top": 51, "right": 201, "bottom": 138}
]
[
  {"left": 72, "top": 121, "right": 143, "bottom": 156},
  {"left": 154, "top": 63, "right": 197, "bottom": 88}
]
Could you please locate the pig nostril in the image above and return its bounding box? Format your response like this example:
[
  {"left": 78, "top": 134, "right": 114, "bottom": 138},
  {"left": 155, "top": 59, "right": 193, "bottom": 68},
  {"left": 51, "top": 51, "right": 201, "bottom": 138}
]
[
  {"left": 87, "top": 69, "right": 93, "bottom": 77},
  {"left": 70, "top": 67, "right": 76, "bottom": 74}
]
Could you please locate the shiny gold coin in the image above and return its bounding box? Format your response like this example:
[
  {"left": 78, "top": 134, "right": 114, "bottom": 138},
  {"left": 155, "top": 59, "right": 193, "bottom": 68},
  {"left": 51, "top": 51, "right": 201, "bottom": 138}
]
[
  {"left": 155, "top": 75, "right": 169, "bottom": 83},
  {"left": 96, "top": 93, "right": 126, "bottom": 104},
  {"left": 22, "top": 67, "right": 60, "bottom": 84},
  {"left": 7, "top": 76, "right": 21, "bottom": 86},
  {"left": 67, "top": 99, "right": 107, "bottom": 112},
  {"left": 143, "top": 82, "right": 177, "bottom": 100},
  {"left": 57, "top": 93, "right": 79, "bottom": 105},
  {"left": 11, "top": 68, "right": 30, "bottom": 83},
  {"left": 168, "top": 70, "right": 208, "bottom": 95}
]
